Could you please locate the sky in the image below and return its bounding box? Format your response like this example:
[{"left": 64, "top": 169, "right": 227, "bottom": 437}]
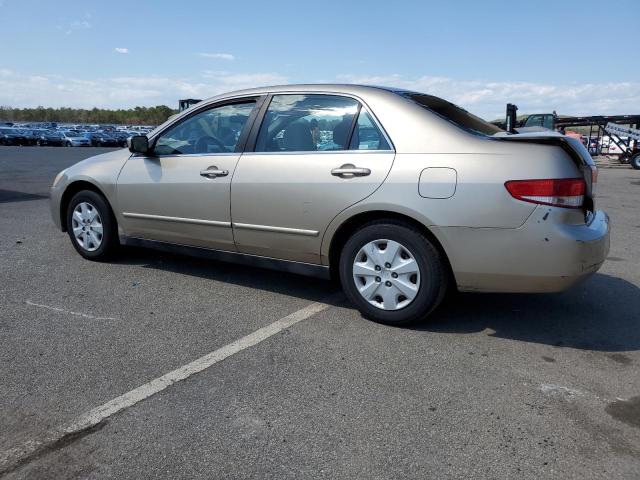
[{"left": 0, "top": 0, "right": 639, "bottom": 119}]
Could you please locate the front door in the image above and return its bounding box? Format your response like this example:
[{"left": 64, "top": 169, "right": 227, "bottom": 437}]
[
  {"left": 231, "top": 94, "right": 395, "bottom": 263},
  {"left": 117, "top": 99, "right": 259, "bottom": 250}
]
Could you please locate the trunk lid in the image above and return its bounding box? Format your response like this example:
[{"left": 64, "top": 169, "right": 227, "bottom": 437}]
[{"left": 492, "top": 132, "right": 597, "bottom": 211}]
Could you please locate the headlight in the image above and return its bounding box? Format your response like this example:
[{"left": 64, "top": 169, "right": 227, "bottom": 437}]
[{"left": 52, "top": 170, "right": 66, "bottom": 187}]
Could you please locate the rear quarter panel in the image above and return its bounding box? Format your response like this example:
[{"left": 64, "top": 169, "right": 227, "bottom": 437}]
[{"left": 321, "top": 136, "right": 583, "bottom": 264}]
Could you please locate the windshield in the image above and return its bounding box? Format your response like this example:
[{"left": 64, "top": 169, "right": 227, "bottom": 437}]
[{"left": 401, "top": 92, "right": 503, "bottom": 136}]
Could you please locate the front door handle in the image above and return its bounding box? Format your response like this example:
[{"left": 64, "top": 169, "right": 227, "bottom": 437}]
[
  {"left": 200, "top": 166, "right": 229, "bottom": 178},
  {"left": 331, "top": 163, "right": 371, "bottom": 178}
]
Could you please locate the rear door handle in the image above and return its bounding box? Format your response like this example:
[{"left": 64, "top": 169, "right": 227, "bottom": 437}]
[
  {"left": 331, "top": 163, "right": 371, "bottom": 178},
  {"left": 200, "top": 166, "right": 229, "bottom": 178}
]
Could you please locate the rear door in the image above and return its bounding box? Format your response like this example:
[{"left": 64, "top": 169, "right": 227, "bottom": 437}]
[{"left": 231, "top": 93, "right": 395, "bottom": 264}]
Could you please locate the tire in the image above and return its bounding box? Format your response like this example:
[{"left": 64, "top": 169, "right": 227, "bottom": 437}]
[
  {"left": 338, "top": 220, "right": 448, "bottom": 326},
  {"left": 66, "top": 141, "right": 72, "bottom": 147},
  {"left": 65, "top": 190, "right": 119, "bottom": 260},
  {"left": 631, "top": 153, "right": 640, "bottom": 170}
]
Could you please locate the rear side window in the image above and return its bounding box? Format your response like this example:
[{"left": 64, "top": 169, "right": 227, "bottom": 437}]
[
  {"left": 255, "top": 94, "right": 360, "bottom": 152},
  {"left": 403, "top": 93, "right": 502, "bottom": 136},
  {"left": 350, "top": 110, "right": 390, "bottom": 150}
]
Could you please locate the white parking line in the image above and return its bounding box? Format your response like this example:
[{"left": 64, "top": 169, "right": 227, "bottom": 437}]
[
  {"left": 25, "top": 300, "right": 117, "bottom": 321},
  {"left": 0, "top": 299, "right": 333, "bottom": 474}
]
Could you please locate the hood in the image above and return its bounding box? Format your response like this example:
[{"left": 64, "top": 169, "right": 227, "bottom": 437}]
[{"left": 73, "top": 148, "right": 128, "bottom": 168}]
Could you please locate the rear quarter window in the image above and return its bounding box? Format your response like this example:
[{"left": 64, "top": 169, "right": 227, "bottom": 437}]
[{"left": 401, "top": 93, "right": 502, "bottom": 136}]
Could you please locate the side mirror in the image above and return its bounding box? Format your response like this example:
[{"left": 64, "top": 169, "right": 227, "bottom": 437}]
[{"left": 128, "top": 135, "right": 150, "bottom": 155}]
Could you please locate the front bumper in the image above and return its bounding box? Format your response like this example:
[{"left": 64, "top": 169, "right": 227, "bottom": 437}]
[
  {"left": 50, "top": 182, "right": 65, "bottom": 230},
  {"left": 435, "top": 207, "right": 610, "bottom": 293}
]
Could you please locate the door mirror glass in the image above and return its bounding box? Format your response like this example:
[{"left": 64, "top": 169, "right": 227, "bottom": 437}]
[{"left": 128, "top": 135, "right": 149, "bottom": 154}]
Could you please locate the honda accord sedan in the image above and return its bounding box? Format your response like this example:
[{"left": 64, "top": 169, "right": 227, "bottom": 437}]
[{"left": 49, "top": 84, "right": 610, "bottom": 325}]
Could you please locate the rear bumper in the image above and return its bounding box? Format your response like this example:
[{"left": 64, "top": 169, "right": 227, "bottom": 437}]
[{"left": 435, "top": 207, "right": 610, "bottom": 293}]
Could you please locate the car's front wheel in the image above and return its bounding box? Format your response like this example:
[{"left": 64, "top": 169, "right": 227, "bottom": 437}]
[
  {"left": 66, "top": 190, "right": 119, "bottom": 260},
  {"left": 339, "top": 220, "right": 448, "bottom": 326},
  {"left": 631, "top": 153, "right": 640, "bottom": 170}
]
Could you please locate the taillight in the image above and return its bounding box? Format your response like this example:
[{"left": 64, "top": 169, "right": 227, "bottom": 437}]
[
  {"left": 590, "top": 165, "right": 598, "bottom": 196},
  {"left": 504, "top": 178, "right": 586, "bottom": 209}
]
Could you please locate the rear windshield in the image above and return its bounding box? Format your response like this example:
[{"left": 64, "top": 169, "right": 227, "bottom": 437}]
[{"left": 401, "top": 92, "right": 502, "bottom": 136}]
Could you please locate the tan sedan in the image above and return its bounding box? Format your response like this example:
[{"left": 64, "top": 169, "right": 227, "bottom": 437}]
[{"left": 50, "top": 84, "right": 610, "bottom": 325}]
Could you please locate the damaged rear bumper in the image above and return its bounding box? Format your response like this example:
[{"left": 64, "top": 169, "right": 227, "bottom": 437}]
[{"left": 434, "top": 207, "right": 610, "bottom": 293}]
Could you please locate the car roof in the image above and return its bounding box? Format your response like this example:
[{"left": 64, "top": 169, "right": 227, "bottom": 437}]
[{"left": 199, "top": 83, "right": 413, "bottom": 103}]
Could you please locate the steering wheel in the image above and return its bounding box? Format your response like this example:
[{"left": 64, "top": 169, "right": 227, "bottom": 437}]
[{"left": 195, "top": 135, "right": 227, "bottom": 153}]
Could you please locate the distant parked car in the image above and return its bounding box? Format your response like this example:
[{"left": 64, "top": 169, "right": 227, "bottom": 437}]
[
  {"left": 110, "top": 131, "right": 130, "bottom": 147},
  {"left": 23, "top": 130, "right": 41, "bottom": 145},
  {"left": 87, "top": 132, "right": 121, "bottom": 147},
  {"left": 61, "top": 131, "right": 91, "bottom": 147},
  {"left": 0, "top": 127, "right": 32, "bottom": 146},
  {"left": 37, "top": 130, "right": 65, "bottom": 146}
]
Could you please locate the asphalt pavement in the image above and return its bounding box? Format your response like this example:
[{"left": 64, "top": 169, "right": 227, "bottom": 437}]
[{"left": 0, "top": 146, "right": 639, "bottom": 479}]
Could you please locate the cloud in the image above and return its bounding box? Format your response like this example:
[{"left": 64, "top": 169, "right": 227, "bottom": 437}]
[
  {"left": 114, "top": 48, "right": 129, "bottom": 54},
  {"left": 197, "top": 52, "right": 235, "bottom": 60},
  {"left": 1, "top": 67, "right": 637, "bottom": 119},
  {"left": 201, "top": 71, "right": 287, "bottom": 87},
  {"left": 0, "top": 70, "right": 288, "bottom": 109},
  {"left": 58, "top": 17, "right": 92, "bottom": 35},
  {"left": 336, "top": 74, "right": 640, "bottom": 119}
]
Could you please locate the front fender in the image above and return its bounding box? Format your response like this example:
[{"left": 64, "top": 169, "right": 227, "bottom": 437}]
[{"left": 49, "top": 149, "right": 131, "bottom": 231}]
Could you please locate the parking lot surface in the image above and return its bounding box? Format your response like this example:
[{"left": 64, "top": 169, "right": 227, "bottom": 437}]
[{"left": 1, "top": 146, "right": 639, "bottom": 479}]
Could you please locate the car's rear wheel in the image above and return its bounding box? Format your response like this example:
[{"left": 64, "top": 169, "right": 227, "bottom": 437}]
[
  {"left": 339, "top": 220, "right": 448, "bottom": 326},
  {"left": 66, "top": 190, "right": 118, "bottom": 260},
  {"left": 631, "top": 153, "right": 640, "bottom": 170}
]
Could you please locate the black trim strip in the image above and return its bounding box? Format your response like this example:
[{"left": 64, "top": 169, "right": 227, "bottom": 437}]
[
  {"left": 120, "top": 237, "right": 331, "bottom": 279},
  {"left": 346, "top": 103, "right": 362, "bottom": 150},
  {"left": 245, "top": 94, "right": 273, "bottom": 152},
  {"left": 235, "top": 95, "right": 267, "bottom": 153}
]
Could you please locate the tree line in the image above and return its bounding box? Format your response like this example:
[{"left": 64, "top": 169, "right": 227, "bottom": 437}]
[{"left": 0, "top": 105, "right": 177, "bottom": 125}]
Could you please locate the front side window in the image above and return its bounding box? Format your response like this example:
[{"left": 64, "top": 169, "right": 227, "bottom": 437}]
[
  {"left": 255, "top": 94, "right": 361, "bottom": 152},
  {"left": 154, "top": 101, "right": 255, "bottom": 155}
]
